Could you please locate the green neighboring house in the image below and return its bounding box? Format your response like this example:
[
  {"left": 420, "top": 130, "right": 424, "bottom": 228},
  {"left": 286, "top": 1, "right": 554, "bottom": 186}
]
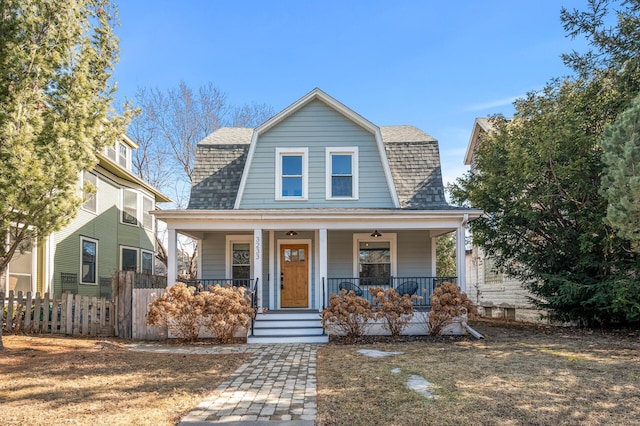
[{"left": 3, "top": 135, "right": 170, "bottom": 299}]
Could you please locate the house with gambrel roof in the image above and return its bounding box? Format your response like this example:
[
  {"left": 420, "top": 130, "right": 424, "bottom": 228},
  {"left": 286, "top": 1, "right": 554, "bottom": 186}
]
[{"left": 155, "top": 89, "right": 481, "bottom": 343}]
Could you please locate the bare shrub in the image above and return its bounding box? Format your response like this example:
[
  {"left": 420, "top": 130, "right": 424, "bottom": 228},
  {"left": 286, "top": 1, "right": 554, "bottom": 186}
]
[
  {"left": 369, "top": 287, "right": 417, "bottom": 337},
  {"left": 428, "top": 281, "right": 477, "bottom": 336},
  {"left": 201, "top": 284, "right": 256, "bottom": 343},
  {"left": 147, "top": 283, "right": 205, "bottom": 341},
  {"left": 320, "top": 290, "right": 374, "bottom": 341}
]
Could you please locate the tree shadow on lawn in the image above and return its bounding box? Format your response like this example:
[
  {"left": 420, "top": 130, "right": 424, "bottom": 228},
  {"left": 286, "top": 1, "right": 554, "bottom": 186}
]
[{"left": 1, "top": 335, "right": 248, "bottom": 423}]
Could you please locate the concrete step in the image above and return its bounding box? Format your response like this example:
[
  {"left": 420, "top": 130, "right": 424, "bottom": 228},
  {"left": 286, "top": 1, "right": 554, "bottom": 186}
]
[
  {"left": 255, "top": 312, "right": 321, "bottom": 321},
  {"left": 247, "top": 334, "right": 329, "bottom": 344},
  {"left": 253, "top": 319, "right": 321, "bottom": 328},
  {"left": 252, "top": 326, "right": 324, "bottom": 336}
]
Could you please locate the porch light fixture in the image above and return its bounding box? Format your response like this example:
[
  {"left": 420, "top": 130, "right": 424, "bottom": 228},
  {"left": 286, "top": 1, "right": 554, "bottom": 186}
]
[
  {"left": 370, "top": 230, "right": 382, "bottom": 238},
  {"left": 286, "top": 230, "right": 298, "bottom": 236}
]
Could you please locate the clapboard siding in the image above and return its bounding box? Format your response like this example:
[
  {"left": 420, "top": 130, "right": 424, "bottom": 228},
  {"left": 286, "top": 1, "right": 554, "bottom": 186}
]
[
  {"left": 52, "top": 167, "right": 156, "bottom": 298},
  {"left": 200, "top": 232, "right": 228, "bottom": 278},
  {"left": 397, "top": 230, "right": 432, "bottom": 276},
  {"left": 327, "top": 231, "right": 353, "bottom": 277},
  {"left": 239, "top": 100, "right": 395, "bottom": 209}
]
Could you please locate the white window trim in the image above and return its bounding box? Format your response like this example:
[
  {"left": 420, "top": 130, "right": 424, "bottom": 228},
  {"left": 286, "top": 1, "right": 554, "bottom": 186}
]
[
  {"left": 80, "top": 236, "right": 99, "bottom": 285},
  {"left": 118, "top": 142, "right": 131, "bottom": 170},
  {"left": 141, "top": 249, "right": 154, "bottom": 275},
  {"left": 120, "top": 245, "right": 140, "bottom": 272},
  {"left": 81, "top": 171, "right": 98, "bottom": 214},
  {"left": 142, "top": 195, "right": 154, "bottom": 231},
  {"left": 325, "top": 147, "right": 359, "bottom": 200},
  {"left": 121, "top": 188, "right": 139, "bottom": 226},
  {"left": 275, "top": 147, "right": 308, "bottom": 201},
  {"left": 352, "top": 232, "right": 397, "bottom": 278},
  {"left": 225, "top": 235, "right": 254, "bottom": 279}
]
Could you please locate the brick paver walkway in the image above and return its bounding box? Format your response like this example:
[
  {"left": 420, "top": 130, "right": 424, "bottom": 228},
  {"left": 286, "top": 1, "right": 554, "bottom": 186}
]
[{"left": 126, "top": 343, "right": 319, "bottom": 425}]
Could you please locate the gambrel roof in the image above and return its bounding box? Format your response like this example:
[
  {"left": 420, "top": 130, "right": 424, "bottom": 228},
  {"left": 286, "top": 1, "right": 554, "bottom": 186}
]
[{"left": 188, "top": 124, "right": 450, "bottom": 210}]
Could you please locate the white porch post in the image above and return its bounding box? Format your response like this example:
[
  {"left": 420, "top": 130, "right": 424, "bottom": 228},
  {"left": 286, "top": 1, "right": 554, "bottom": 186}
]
[
  {"left": 431, "top": 235, "right": 437, "bottom": 277},
  {"left": 319, "top": 229, "right": 327, "bottom": 311},
  {"left": 167, "top": 227, "right": 177, "bottom": 287},
  {"left": 269, "top": 230, "right": 275, "bottom": 310},
  {"left": 456, "top": 215, "right": 469, "bottom": 293},
  {"left": 254, "top": 229, "right": 263, "bottom": 310}
]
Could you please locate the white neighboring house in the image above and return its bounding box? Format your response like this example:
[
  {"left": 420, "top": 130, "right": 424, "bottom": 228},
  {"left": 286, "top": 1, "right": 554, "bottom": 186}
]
[{"left": 464, "top": 118, "right": 547, "bottom": 323}]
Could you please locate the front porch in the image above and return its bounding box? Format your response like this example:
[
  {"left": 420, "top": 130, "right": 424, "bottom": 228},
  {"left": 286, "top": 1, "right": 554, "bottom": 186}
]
[{"left": 158, "top": 209, "right": 474, "bottom": 342}]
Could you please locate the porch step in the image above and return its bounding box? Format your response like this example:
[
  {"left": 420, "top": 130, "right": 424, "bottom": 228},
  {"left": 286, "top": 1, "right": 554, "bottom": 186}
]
[
  {"left": 248, "top": 335, "right": 329, "bottom": 344},
  {"left": 248, "top": 311, "right": 328, "bottom": 344}
]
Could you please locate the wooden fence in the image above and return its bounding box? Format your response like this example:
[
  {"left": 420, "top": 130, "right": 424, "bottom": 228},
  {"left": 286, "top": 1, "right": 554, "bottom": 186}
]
[
  {"left": 1, "top": 290, "right": 115, "bottom": 336},
  {"left": 132, "top": 288, "right": 166, "bottom": 340},
  {"left": 114, "top": 271, "right": 167, "bottom": 338}
]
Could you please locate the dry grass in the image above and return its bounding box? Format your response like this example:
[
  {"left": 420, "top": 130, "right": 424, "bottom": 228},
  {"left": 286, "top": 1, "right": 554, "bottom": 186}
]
[
  {"left": 0, "top": 335, "right": 247, "bottom": 425},
  {"left": 317, "top": 320, "right": 640, "bottom": 426}
]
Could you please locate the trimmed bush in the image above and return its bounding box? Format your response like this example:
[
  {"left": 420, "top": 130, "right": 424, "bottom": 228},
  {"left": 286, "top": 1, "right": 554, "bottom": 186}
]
[
  {"left": 147, "top": 282, "right": 205, "bottom": 341},
  {"left": 428, "top": 281, "right": 476, "bottom": 336},
  {"left": 201, "top": 284, "right": 255, "bottom": 343},
  {"left": 369, "top": 287, "right": 417, "bottom": 337},
  {"left": 321, "top": 289, "right": 374, "bottom": 341}
]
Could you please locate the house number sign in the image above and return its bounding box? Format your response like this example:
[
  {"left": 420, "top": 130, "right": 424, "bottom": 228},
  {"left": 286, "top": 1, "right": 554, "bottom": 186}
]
[{"left": 254, "top": 235, "right": 261, "bottom": 261}]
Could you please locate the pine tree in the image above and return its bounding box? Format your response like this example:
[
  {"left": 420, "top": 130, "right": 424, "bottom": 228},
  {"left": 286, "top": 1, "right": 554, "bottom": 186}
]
[
  {"left": 0, "top": 0, "right": 129, "bottom": 348},
  {"left": 601, "top": 94, "right": 640, "bottom": 250}
]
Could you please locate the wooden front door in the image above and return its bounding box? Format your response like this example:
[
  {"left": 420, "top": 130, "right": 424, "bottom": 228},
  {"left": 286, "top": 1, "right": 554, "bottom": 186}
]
[{"left": 280, "top": 244, "right": 308, "bottom": 307}]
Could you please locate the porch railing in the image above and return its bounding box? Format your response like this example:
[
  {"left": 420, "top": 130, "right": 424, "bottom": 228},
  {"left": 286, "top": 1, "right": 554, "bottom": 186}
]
[
  {"left": 178, "top": 278, "right": 255, "bottom": 291},
  {"left": 325, "top": 276, "right": 457, "bottom": 310}
]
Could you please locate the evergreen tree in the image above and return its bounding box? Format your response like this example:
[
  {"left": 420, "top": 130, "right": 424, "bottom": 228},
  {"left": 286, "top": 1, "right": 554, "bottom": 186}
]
[
  {"left": 601, "top": 94, "right": 640, "bottom": 249},
  {"left": 436, "top": 233, "right": 457, "bottom": 278},
  {"left": 451, "top": 79, "right": 640, "bottom": 325},
  {"left": 0, "top": 0, "right": 129, "bottom": 347}
]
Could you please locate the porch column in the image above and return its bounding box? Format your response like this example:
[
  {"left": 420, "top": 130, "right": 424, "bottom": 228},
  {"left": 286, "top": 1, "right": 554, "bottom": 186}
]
[
  {"left": 319, "top": 229, "right": 327, "bottom": 311},
  {"left": 269, "top": 230, "right": 275, "bottom": 309},
  {"left": 456, "top": 215, "right": 468, "bottom": 293},
  {"left": 254, "top": 229, "right": 263, "bottom": 309},
  {"left": 167, "top": 227, "right": 177, "bottom": 287},
  {"left": 431, "top": 235, "right": 437, "bottom": 277}
]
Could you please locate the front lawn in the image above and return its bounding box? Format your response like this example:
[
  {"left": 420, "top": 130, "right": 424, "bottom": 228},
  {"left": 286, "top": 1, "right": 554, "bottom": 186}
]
[
  {"left": 317, "top": 321, "right": 640, "bottom": 425},
  {"left": 0, "top": 336, "right": 247, "bottom": 425}
]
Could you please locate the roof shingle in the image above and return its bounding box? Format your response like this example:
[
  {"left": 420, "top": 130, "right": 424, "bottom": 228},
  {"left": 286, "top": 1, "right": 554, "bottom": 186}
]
[{"left": 188, "top": 125, "right": 452, "bottom": 210}]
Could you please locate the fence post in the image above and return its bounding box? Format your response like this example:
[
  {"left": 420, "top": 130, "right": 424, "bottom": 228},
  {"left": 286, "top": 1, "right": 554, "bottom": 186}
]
[
  {"left": 16, "top": 291, "right": 25, "bottom": 331},
  {"left": 7, "top": 291, "right": 13, "bottom": 332},
  {"left": 0, "top": 291, "right": 5, "bottom": 331},
  {"left": 117, "top": 271, "right": 133, "bottom": 338},
  {"left": 33, "top": 292, "right": 42, "bottom": 332}
]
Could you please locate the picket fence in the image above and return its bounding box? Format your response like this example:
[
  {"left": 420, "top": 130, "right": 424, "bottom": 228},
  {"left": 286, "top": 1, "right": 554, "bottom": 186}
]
[{"left": 1, "top": 290, "right": 115, "bottom": 336}]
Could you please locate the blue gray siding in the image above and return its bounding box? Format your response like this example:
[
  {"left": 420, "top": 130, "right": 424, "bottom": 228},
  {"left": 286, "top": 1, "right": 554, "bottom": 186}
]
[{"left": 239, "top": 100, "right": 395, "bottom": 209}]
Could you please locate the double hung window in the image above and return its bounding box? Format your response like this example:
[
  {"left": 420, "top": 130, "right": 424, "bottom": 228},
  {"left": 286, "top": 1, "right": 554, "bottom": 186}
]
[
  {"left": 353, "top": 233, "right": 396, "bottom": 286},
  {"left": 326, "top": 147, "right": 358, "bottom": 200},
  {"left": 122, "top": 189, "right": 138, "bottom": 225},
  {"left": 81, "top": 237, "right": 98, "bottom": 284},
  {"left": 121, "top": 247, "right": 138, "bottom": 271},
  {"left": 276, "top": 148, "right": 308, "bottom": 200}
]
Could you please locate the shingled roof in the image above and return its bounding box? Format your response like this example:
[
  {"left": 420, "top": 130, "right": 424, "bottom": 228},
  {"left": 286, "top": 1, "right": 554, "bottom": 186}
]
[{"left": 188, "top": 125, "right": 451, "bottom": 210}]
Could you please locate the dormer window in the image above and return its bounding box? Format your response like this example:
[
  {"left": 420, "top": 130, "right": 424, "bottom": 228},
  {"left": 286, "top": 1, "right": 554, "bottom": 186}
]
[
  {"left": 118, "top": 142, "right": 129, "bottom": 169},
  {"left": 326, "top": 147, "right": 358, "bottom": 200},
  {"left": 275, "top": 148, "right": 308, "bottom": 200},
  {"left": 106, "top": 141, "right": 131, "bottom": 170}
]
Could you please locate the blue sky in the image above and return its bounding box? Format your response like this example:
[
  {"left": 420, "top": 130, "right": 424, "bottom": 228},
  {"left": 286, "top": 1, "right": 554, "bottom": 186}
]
[{"left": 112, "top": 0, "right": 589, "bottom": 187}]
